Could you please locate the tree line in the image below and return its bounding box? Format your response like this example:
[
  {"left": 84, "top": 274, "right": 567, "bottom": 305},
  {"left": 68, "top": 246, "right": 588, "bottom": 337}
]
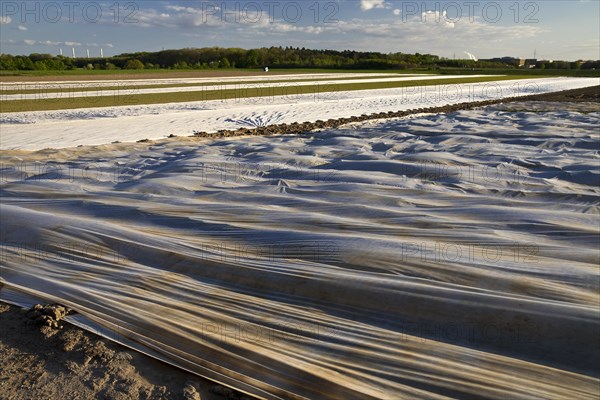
[{"left": 1, "top": 47, "right": 599, "bottom": 71}]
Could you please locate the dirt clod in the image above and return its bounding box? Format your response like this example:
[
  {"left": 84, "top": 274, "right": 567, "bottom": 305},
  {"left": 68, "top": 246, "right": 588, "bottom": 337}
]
[{"left": 25, "top": 304, "right": 73, "bottom": 330}]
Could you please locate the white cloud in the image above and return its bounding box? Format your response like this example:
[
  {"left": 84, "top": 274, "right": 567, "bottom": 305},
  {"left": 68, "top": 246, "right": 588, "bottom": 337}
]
[
  {"left": 360, "top": 0, "right": 388, "bottom": 11},
  {"left": 266, "top": 23, "right": 325, "bottom": 35},
  {"left": 304, "top": 26, "right": 324, "bottom": 35},
  {"left": 311, "top": 13, "right": 544, "bottom": 57},
  {"left": 421, "top": 10, "right": 455, "bottom": 28},
  {"left": 133, "top": 6, "right": 226, "bottom": 29},
  {"left": 11, "top": 2, "right": 540, "bottom": 60},
  {"left": 0, "top": 16, "right": 12, "bottom": 24},
  {"left": 164, "top": 5, "right": 215, "bottom": 13},
  {"left": 40, "top": 40, "right": 61, "bottom": 46},
  {"left": 132, "top": 4, "right": 292, "bottom": 31},
  {"left": 11, "top": 39, "right": 66, "bottom": 47},
  {"left": 1, "top": 39, "right": 111, "bottom": 50},
  {"left": 18, "top": 25, "right": 27, "bottom": 31}
]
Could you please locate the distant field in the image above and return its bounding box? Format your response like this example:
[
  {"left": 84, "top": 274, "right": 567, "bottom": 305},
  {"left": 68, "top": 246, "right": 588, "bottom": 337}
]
[
  {"left": 0, "top": 68, "right": 427, "bottom": 82},
  {"left": 437, "top": 68, "right": 600, "bottom": 77},
  {"left": 0, "top": 74, "right": 406, "bottom": 95},
  {"left": 2, "top": 76, "right": 597, "bottom": 150},
  {"left": 0, "top": 69, "right": 321, "bottom": 82},
  {"left": 1, "top": 67, "right": 597, "bottom": 81},
  {"left": 0, "top": 75, "right": 537, "bottom": 113}
]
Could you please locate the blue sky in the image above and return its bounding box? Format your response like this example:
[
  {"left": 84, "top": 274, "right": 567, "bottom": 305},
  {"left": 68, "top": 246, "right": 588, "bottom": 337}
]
[{"left": 1, "top": 1, "right": 598, "bottom": 60}]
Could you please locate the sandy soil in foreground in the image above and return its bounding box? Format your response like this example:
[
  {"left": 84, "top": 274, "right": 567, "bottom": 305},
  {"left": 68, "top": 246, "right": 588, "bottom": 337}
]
[
  {"left": 0, "top": 302, "right": 251, "bottom": 400},
  {"left": 0, "top": 86, "right": 598, "bottom": 400}
]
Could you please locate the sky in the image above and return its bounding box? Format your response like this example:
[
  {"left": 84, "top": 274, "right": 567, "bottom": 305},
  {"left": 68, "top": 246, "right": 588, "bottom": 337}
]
[{"left": 0, "top": 1, "right": 598, "bottom": 61}]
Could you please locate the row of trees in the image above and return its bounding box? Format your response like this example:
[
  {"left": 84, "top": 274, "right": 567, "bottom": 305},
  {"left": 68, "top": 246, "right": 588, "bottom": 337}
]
[
  {"left": 1, "top": 47, "right": 599, "bottom": 71},
  {"left": 106, "top": 47, "right": 448, "bottom": 70},
  {"left": 0, "top": 53, "right": 74, "bottom": 71},
  {"left": 537, "top": 60, "right": 597, "bottom": 70}
]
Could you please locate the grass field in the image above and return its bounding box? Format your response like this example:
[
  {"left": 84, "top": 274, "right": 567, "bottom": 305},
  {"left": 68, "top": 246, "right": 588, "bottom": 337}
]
[
  {"left": 0, "top": 68, "right": 274, "bottom": 79},
  {"left": 0, "top": 68, "right": 424, "bottom": 81},
  {"left": 0, "top": 75, "right": 538, "bottom": 113},
  {"left": 1, "top": 67, "right": 597, "bottom": 80},
  {"left": 0, "top": 74, "right": 406, "bottom": 95}
]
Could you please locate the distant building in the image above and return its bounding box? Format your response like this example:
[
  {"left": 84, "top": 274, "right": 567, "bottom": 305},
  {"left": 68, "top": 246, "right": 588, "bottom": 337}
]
[
  {"left": 484, "top": 57, "right": 523, "bottom": 67},
  {"left": 483, "top": 57, "right": 538, "bottom": 68}
]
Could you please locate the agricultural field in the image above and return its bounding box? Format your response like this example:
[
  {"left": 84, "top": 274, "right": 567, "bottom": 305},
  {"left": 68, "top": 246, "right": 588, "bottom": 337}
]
[
  {"left": 1, "top": 71, "right": 598, "bottom": 149},
  {"left": 2, "top": 0, "right": 600, "bottom": 395},
  {"left": 1, "top": 69, "right": 599, "bottom": 400}
]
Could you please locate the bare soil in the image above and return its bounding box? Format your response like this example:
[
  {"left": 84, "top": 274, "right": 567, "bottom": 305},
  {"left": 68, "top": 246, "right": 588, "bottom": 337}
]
[
  {"left": 521, "top": 84, "right": 600, "bottom": 102},
  {"left": 0, "top": 303, "right": 252, "bottom": 400}
]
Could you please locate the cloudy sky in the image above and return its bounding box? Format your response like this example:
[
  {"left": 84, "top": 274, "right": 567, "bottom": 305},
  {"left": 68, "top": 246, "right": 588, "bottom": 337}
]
[{"left": 0, "top": 1, "right": 598, "bottom": 60}]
